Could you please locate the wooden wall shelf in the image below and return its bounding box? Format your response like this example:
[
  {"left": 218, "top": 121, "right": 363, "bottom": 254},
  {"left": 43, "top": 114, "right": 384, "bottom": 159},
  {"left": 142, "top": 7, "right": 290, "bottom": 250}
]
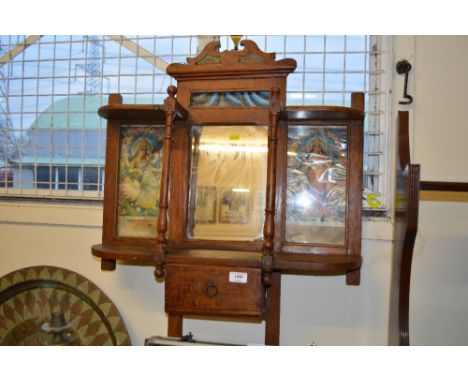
[
  {"left": 92, "top": 246, "right": 362, "bottom": 277},
  {"left": 92, "top": 40, "right": 365, "bottom": 345}
]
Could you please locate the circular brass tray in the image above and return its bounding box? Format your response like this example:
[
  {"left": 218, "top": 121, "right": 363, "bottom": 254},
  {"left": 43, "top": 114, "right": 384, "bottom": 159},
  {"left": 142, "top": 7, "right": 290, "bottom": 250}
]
[{"left": 0, "top": 266, "right": 131, "bottom": 345}]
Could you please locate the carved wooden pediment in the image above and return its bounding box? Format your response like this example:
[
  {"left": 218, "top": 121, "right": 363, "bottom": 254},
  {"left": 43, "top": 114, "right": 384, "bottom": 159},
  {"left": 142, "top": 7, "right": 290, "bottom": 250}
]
[
  {"left": 166, "top": 39, "right": 296, "bottom": 79},
  {"left": 187, "top": 40, "right": 276, "bottom": 65}
]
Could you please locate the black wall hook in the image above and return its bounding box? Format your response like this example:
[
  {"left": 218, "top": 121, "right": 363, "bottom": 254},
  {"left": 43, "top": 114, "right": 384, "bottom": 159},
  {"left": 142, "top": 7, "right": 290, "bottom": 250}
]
[{"left": 396, "top": 60, "right": 413, "bottom": 105}]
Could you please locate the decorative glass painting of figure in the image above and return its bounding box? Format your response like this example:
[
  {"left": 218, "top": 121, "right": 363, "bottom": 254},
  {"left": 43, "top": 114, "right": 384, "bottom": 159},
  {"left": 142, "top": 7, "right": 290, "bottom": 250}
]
[
  {"left": 117, "top": 125, "right": 165, "bottom": 238},
  {"left": 285, "top": 125, "right": 348, "bottom": 245}
]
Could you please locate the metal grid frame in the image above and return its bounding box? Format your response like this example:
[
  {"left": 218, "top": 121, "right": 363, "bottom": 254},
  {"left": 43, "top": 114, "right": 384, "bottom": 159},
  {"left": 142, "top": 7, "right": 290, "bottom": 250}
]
[{"left": 0, "top": 35, "right": 389, "bottom": 211}]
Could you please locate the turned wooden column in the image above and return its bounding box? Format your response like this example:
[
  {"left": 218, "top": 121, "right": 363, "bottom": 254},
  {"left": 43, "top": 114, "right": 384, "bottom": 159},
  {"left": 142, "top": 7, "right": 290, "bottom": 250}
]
[
  {"left": 262, "top": 87, "right": 281, "bottom": 287},
  {"left": 154, "top": 86, "right": 177, "bottom": 278}
]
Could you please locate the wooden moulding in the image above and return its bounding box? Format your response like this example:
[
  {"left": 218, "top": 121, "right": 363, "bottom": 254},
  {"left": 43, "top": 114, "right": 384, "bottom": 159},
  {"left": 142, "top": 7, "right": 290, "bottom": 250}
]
[
  {"left": 166, "top": 249, "right": 262, "bottom": 269},
  {"left": 92, "top": 245, "right": 363, "bottom": 276},
  {"left": 419, "top": 181, "right": 468, "bottom": 202},
  {"left": 419, "top": 181, "right": 468, "bottom": 192},
  {"left": 274, "top": 253, "right": 362, "bottom": 275},
  {"left": 163, "top": 249, "right": 361, "bottom": 277},
  {"left": 281, "top": 106, "right": 365, "bottom": 121}
]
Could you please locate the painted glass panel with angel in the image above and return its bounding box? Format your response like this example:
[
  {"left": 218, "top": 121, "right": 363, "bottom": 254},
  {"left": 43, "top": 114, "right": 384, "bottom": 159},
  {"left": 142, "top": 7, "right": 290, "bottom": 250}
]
[
  {"left": 117, "top": 125, "right": 165, "bottom": 238},
  {"left": 285, "top": 125, "right": 348, "bottom": 245}
]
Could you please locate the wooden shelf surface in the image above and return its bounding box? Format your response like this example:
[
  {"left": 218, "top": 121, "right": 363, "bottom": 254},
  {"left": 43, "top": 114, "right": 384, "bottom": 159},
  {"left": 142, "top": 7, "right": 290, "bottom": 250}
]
[
  {"left": 98, "top": 104, "right": 167, "bottom": 122},
  {"left": 91, "top": 243, "right": 155, "bottom": 262},
  {"left": 92, "top": 243, "right": 360, "bottom": 275}
]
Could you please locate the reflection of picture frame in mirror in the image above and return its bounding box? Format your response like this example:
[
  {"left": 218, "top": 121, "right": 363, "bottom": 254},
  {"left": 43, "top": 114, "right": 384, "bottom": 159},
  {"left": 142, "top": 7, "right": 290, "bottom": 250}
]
[
  {"left": 117, "top": 124, "right": 165, "bottom": 238},
  {"left": 195, "top": 186, "right": 217, "bottom": 224},
  {"left": 219, "top": 188, "right": 249, "bottom": 224}
]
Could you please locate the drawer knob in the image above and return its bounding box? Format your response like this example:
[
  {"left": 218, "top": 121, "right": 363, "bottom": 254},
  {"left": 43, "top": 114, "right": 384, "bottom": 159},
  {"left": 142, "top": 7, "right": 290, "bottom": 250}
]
[{"left": 205, "top": 283, "right": 218, "bottom": 297}]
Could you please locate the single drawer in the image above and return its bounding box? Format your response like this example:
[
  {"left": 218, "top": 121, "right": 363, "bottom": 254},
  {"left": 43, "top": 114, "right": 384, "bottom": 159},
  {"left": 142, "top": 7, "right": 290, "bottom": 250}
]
[{"left": 165, "top": 263, "right": 263, "bottom": 318}]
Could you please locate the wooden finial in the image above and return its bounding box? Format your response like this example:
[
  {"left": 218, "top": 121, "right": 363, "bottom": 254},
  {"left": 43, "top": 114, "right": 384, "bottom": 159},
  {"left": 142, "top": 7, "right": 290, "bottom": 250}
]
[
  {"left": 167, "top": 85, "right": 177, "bottom": 98},
  {"left": 154, "top": 266, "right": 165, "bottom": 279},
  {"left": 231, "top": 35, "right": 242, "bottom": 50}
]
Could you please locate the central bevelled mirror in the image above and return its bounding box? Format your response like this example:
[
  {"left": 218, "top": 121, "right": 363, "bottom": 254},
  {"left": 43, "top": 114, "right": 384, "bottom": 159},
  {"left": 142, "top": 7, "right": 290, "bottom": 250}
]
[{"left": 187, "top": 124, "right": 268, "bottom": 242}]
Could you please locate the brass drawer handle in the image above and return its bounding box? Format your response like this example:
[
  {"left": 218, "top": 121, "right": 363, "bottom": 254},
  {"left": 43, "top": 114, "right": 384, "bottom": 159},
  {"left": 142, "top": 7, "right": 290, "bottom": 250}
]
[{"left": 205, "top": 283, "right": 218, "bottom": 298}]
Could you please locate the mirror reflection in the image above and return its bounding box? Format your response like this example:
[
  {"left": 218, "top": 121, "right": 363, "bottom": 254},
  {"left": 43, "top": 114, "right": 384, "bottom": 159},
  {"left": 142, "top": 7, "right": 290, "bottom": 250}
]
[{"left": 188, "top": 125, "right": 268, "bottom": 241}]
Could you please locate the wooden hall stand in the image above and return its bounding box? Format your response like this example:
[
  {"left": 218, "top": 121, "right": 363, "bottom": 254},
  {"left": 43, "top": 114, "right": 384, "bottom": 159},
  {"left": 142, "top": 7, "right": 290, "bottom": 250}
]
[{"left": 92, "top": 40, "right": 365, "bottom": 345}]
